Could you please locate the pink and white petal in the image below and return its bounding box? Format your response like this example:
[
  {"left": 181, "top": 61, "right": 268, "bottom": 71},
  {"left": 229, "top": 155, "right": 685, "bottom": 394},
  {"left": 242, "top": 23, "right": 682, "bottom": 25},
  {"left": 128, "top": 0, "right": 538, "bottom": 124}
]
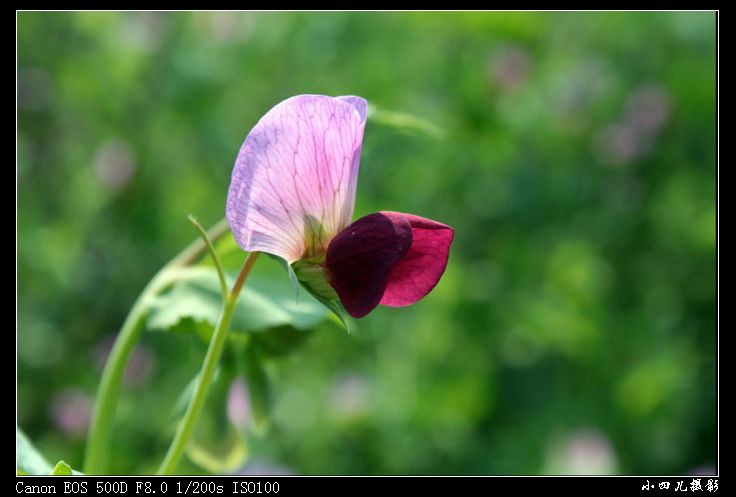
[
  {"left": 337, "top": 95, "right": 368, "bottom": 121},
  {"left": 336, "top": 96, "right": 368, "bottom": 230},
  {"left": 226, "top": 95, "right": 368, "bottom": 263},
  {"left": 379, "top": 212, "right": 454, "bottom": 307}
]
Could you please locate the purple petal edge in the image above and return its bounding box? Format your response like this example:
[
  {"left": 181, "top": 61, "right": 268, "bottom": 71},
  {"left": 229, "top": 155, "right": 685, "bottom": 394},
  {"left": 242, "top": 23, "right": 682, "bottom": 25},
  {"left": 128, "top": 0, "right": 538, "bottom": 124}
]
[{"left": 379, "top": 212, "right": 454, "bottom": 308}]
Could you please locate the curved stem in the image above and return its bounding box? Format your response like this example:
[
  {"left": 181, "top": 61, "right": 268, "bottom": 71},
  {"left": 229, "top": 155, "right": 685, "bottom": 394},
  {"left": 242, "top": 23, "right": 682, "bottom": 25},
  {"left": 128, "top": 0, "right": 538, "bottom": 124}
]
[
  {"left": 188, "top": 215, "right": 228, "bottom": 301},
  {"left": 83, "top": 274, "right": 164, "bottom": 474},
  {"left": 157, "top": 251, "right": 260, "bottom": 475},
  {"left": 84, "top": 219, "right": 230, "bottom": 475}
]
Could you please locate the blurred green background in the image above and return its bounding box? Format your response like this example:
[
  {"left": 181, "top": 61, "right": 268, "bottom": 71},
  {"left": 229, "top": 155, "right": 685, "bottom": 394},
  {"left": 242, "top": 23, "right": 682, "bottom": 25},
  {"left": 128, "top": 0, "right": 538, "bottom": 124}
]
[{"left": 18, "top": 12, "right": 716, "bottom": 475}]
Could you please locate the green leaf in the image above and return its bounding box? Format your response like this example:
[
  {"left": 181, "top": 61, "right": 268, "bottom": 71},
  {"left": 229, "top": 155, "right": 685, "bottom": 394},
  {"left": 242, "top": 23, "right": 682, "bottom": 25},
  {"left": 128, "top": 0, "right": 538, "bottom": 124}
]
[
  {"left": 171, "top": 372, "right": 201, "bottom": 421},
  {"left": 213, "top": 231, "right": 247, "bottom": 269},
  {"left": 146, "top": 267, "right": 328, "bottom": 337},
  {"left": 252, "top": 325, "right": 313, "bottom": 357},
  {"left": 242, "top": 347, "right": 271, "bottom": 435},
  {"left": 184, "top": 367, "right": 249, "bottom": 474},
  {"left": 52, "top": 461, "right": 73, "bottom": 476},
  {"left": 170, "top": 366, "right": 234, "bottom": 421},
  {"left": 187, "top": 427, "right": 248, "bottom": 475},
  {"left": 17, "top": 427, "right": 52, "bottom": 475}
]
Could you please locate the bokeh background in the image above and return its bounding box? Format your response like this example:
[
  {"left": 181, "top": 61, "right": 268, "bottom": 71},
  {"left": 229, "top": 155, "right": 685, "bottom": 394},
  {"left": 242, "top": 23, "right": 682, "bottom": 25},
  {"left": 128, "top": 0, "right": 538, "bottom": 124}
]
[{"left": 18, "top": 12, "right": 716, "bottom": 475}]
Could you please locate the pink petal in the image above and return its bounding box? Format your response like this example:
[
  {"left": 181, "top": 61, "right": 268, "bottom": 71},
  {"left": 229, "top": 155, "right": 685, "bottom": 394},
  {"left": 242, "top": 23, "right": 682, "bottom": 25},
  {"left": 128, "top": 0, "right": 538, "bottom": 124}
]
[
  {"left": 326, "top": 212, "right": 412, "bottom": 318},
  {"left": 379, "top": 212, "right": 454, "bottom": 307},
  {"left": 227, "top": 95, "right": 368, "bottom": 263}
]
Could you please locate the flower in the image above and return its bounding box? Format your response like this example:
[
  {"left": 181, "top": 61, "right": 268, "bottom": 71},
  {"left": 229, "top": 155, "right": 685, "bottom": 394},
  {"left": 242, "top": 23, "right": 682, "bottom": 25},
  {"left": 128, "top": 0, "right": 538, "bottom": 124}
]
[{"left": 226, "top": 95, "right": 453, "bottom": 318}]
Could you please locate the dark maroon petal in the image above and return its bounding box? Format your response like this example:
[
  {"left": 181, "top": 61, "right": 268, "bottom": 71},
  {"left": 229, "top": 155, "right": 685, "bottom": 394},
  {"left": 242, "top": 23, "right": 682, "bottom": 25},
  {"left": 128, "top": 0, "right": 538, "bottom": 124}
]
[
  {"left": 326, "top": 212, "right": 412, "bottom": 318},
  {"left": 379, "top": 212, "right": 454, "bottom": 307}
]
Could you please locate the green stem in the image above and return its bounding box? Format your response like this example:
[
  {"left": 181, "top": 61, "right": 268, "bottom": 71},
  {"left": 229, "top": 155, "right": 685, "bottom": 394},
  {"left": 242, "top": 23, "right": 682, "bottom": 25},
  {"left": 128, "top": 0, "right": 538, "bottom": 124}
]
[
  {"left": 157, "top": 251, "right": 260, "bottom": 475},
  {"left": 84, "top": 219, "right": 229, "bottom": 475},
  {"left": 188, "top": 215, "right": 228, "bottom": 301}
]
